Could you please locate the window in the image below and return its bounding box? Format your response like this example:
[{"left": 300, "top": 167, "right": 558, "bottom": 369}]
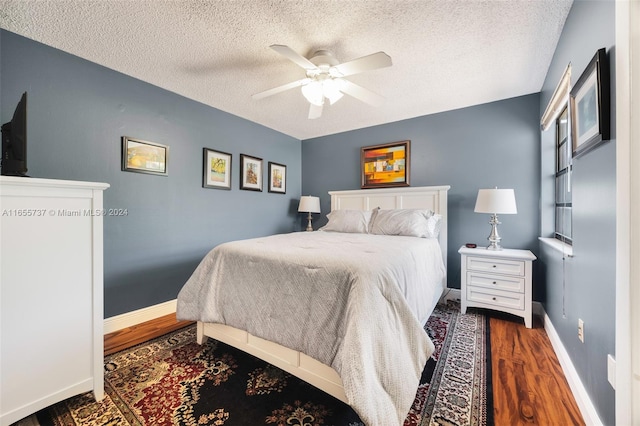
[
  {"left": 555, "top": 106, "right": 572, "bottom": 244},
  {"left": 541, "top": 63, "right": 572, "bottom": 248}
]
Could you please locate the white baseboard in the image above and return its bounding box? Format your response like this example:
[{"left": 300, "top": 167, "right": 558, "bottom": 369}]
[
  {"left": 103, "top": 299, "right": 177, "bottom": 334},
  {"left": 542, "top": 309, "right": 604, "bottom": 426},
  {"left": 441, "top": 287, "right": 461, "bottom": 302}
]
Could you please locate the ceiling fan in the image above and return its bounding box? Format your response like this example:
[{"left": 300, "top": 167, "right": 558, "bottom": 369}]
[{"left": 252, "top": 45, "right": 392, "bottom": 119}]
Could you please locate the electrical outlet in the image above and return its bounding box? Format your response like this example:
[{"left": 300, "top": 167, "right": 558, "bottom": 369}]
[{"left": 578, "top": 318, "right": 584, "bottom": 343}]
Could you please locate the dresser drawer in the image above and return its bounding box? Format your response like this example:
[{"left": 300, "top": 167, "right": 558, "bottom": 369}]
[
  {"left": 466, "top": 256, "right": 525, "bottom": 276},
  {"left": 466, "top": 286, "right": 525, "bottom": 310},
  {"left": 466, "top": 272, "right": 525, "bottom": 293}
]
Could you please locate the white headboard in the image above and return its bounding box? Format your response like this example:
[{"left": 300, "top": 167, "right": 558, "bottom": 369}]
[{"left": 328, "top": 185, "right": 450, "bottom": 268}]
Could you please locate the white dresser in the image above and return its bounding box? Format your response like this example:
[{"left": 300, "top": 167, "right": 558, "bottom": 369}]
[
  {"left": 459, "top": 246, "right": 536, "bottom": 328},
  {"left": 0, "top": 176, "right": 109, "bottom": 426}
]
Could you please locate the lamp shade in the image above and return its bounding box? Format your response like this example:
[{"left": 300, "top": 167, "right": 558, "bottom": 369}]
[
  {"left": 301, "top": 79, "right": 345, "bottom": 107},
  {"left": 298, "top": 196, "right": 321, "bottom": 213},
  {"left": 301, "top": 82, "right": 324, "bottom": 106},
  {"left": 474, "top": 189, "right": 517, "bottom": 214}
]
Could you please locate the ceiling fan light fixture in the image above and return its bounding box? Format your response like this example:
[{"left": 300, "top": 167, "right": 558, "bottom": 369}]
[
  {"left": 323, "top": 79, "right": 344, "bottom": 105},
  {"left": 301, "top": 81, "right": 324, "bottom": 106},
  {"left": 254, "top": 45, "right": 392, "bottom": 119},
  {"left": 326, "top": 91, "right": 343, "bottom": 105},
  {"left": 302, "top": 78, "right": 345, "bottom": 107}
]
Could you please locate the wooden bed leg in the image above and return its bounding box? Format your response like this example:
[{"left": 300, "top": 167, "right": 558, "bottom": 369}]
[{"left": 196, "top": 322, "right": 207, "bottom": 345}]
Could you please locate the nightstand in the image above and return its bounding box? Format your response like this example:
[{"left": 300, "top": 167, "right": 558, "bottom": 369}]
[{"left": 459, "top": 246, "right": 537, "bottom": 328}]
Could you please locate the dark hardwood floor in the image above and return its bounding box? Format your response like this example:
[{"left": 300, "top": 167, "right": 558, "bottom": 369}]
[
  {"left": 104, "top": 310, "right": 584, "bottom": 424},
  {"left": 104, "top": 315, "right": 193, "bottom": 356},
  {"left": 489, "top": 313, "right": 584, "bottom": 425}
]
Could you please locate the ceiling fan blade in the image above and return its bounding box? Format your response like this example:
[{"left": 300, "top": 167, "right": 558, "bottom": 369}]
[
  {"left": 270, "top": 45, "right": 318, "bottom": 71},
  {"left": 331, "top": 52, "right": 392, "bottom": 77},
  {"left": 308, "top": 102, "right": 323, "bottom": 119},
  {"left": 252, "top": 78, "right": 310, "bottom": 100},
  {"left": 339, "top": 79, "right": 385, "bottom": 107}
]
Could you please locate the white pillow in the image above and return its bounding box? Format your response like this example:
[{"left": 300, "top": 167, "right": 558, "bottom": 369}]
[
  {"left": 370, "top": 209, "right": 439, "bottom": 238},
  {"left": 425, "top": 214, "right": 442, "bottom": 239},
  {"left": 319, "top": 209, "right": 374, "bottom": 234}
]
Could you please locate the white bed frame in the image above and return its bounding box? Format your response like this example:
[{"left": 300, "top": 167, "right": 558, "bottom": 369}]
[{"left": 197, "top": 185, "right": 450, "bottom": 403}]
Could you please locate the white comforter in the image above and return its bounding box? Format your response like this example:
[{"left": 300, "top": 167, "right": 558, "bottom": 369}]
[{"left": 176, "top": 231, "right": 446, "bottom": 425}]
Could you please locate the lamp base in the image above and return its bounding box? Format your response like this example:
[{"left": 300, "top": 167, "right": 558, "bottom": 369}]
[
  {"left": 306, "top": 212, "right": 314, "bottom": 232},
  {"left": 486, "top": 213, "right": 503, "bottom": 250}
]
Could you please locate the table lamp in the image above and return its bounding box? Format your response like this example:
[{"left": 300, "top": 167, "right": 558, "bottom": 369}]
[
  {"left": 474, "top": 188, "right": 517, "bottom": 250},
  {"left": 298, "top": 196, "right": 321, "bottom": 231}
]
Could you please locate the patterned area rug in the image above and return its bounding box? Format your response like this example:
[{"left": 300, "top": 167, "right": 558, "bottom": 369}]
[{"left": 36, "top": 302, "right": 492, "bottom": 426}]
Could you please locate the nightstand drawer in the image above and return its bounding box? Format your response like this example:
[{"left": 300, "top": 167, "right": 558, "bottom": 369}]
[
  {"left": 466, "top": 272, "right": 525, "bottom": 293},
  {"left": 466, "top": 286, "right": 525, "bottom": 310},
  {"left": 466, "top": 256, "right": 525, "bottom": 276}
]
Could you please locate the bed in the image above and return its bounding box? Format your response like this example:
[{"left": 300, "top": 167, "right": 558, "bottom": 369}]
[{"left": 177, "top": 185, "right": 450, "bottom": 426}]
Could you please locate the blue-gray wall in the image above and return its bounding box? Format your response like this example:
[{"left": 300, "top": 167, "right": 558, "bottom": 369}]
[
  {"left": 301, "top": 94, "right": 541, "bottom": 292},
  {"left": 0, "top": 30, "right": 302, "bottom": 317},
  {"left": 539, "top": 1, "right": 616, "bottom": 424}
]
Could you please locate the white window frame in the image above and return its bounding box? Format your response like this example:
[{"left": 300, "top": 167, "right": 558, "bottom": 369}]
[{"left": 554, "top": 105, "right": 572, "bottom": 245}]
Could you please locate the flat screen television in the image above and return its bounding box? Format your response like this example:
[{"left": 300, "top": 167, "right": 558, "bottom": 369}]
[{"left": 1, "top": 92, "right": 28, "bottom": 176}]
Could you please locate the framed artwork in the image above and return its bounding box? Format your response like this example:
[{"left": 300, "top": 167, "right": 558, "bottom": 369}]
[
  {"left": 240, "top": 154, "right": 263, "bottom": 191},
  {"left": 571, "top": 48, "right": 610, "bottom": 158},
  {"left": 361, "top": 140, "right": 410, "bottom": 188},
  {"left": 203, "top": 148, "right": 232, "bottom": 190},
  {"left": 268, "top": 162, "right": 287, "bottom": 194},
  {"left": 121, "top": 136, "right": 169, "bottom": 176}
]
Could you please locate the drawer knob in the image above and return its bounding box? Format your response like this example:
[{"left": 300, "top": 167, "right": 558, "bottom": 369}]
[
  {"left": 492, "top": 265, "right": 497, "bottom": 268},
  {"left": 492, "top": 281, "right": 497, "bottom": 284},
  {"left": 492, "top": 297, "right": 497, "bottom": 301}
]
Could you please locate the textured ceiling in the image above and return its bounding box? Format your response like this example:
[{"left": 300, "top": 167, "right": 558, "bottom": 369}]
[{"left": 0, "top": 0, "right": 572, "bottom": 140}]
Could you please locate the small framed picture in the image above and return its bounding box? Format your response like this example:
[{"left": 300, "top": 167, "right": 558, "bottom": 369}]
[
  {"left": 240, "top": 154, "right": 262, "bottom": 191},
  {"left": 268, "top": 162, "right": 287, "bottom": 194},
  {"left": 203, "top": 148, "right": 232, "bottom": 190},
  {"left": 361, "top": 140, "right": 410, "bottom": 188},
  {"left": 122, "top": 136, "right": 169, "bottom": 176},
  {"left": 571, "top": 48, "right": 610, "bottom": 158}
]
